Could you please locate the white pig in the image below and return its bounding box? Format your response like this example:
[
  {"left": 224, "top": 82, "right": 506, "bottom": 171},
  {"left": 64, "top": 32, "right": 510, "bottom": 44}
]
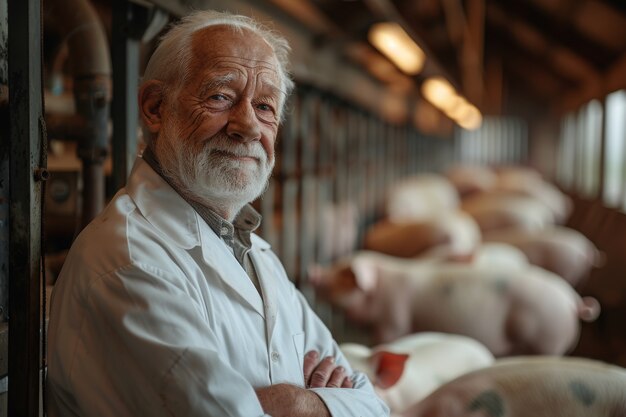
[
  {"left": 484, "top": 226, "right": 604, "bottom": 287},
  {"left": 402, "top": 356, "right": 626, "bottom": 417},
  {"left": 386, "top": 175, "right": 460, "bottom": 222},
  {"left": 495, "top": 170, "right": 573, "bottom": 224},
  {"left": 309, "top": 252, "right": 600, "bottom": 355},
  {"left": 341, "top": 332, "right": 495, "bottom": 415}
]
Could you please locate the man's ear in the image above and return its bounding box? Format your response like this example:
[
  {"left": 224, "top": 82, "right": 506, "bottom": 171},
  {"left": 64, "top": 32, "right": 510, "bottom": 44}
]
[{"left": 138, "top": 80, "right": 165, "bottom": 135}]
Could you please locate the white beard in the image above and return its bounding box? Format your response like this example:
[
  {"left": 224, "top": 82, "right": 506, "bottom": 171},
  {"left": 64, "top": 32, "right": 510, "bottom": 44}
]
[{"left": 154, "top": 118, "right": 274, "bottom": 214}]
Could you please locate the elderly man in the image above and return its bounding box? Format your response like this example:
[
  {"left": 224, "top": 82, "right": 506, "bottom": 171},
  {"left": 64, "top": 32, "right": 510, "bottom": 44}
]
[{"left": 47, "top": 10, "right": 389, "bottom": 417}]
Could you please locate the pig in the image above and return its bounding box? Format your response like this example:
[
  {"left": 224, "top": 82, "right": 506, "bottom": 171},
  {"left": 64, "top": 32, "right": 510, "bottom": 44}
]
[
  {"left": 317, "top": 201, "right": 360, "bottom": 262},
  {"left": 386, "top": 175, "right": 460, "bottom": 222},
  {"left": 401, "top": 356, "right": 626, "bottom": 417},
  {"left": 309, "top": 252, "right": 600, "bottom": 355},
  {"left": 364, "top": 211, "right": 482, "bottom": 259},
  {"left": 484, "top": 226, "right": 604, "bottom": 287},
  {"left": 418, "top": 242, "right": 529, "bottom": 271},
  {"left": 445, "top": 165, "right": 498, "bottom": 198},
  {"left": 461, "top": 192, "right": 555, "bottom": 234},
  {"left": 341, "top": 332, "right": 495, "bottom": 415},
  {"left": 495, "top": 169, "right": 573, "bottom": 224}
]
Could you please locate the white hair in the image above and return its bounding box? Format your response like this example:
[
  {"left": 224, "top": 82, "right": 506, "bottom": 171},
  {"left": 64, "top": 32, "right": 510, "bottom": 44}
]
[{"left": 141, "top": 10, "right": 294, "bottom": 142}]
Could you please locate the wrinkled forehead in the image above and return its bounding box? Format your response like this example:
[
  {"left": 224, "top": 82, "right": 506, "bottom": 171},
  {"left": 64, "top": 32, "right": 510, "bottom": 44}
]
[{"left": 189, "top": 24, "right": 280, "bottom": 78}]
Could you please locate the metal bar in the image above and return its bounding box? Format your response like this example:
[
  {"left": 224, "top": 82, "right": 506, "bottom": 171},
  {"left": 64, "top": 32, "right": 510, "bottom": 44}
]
[
  {"left": 298, "top": 91, "right": 317, "bottom": 283},
  {"left": 1, "top": 0, "right": 9, "bottom": 332},
  {"left": 0, "top": 2, "right": 8, "bottom": 415},
  {"left": 280, "top": 91, "right": 300, "bottom": 282},
  {"left": 111, "top": 0, "right": 141, "bottom": 195},
  {"left": 315, "top": 97, "right": 332, "bottom": 265},
  {"left": 0, "top": 323, "right": 7, "bottom": 417},
  {"left": 8, "top": 0, "right": 44, "bottom": 415}
]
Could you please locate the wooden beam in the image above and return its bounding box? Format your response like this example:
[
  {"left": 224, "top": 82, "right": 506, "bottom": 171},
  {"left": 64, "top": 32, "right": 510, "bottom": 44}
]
[
  {"left": 494, "top": 0, "right": 616, "bottom": 70},
  {"left": 486, "top": 24, "right": 580, "bottom": 89},
  {"left": 440, "top": 0, "right": 465, "bottom": 46},
  {"left": 596, "top": 0, "right": 626, "bottom": 18},
  {"left": 504, "top": 56, "right": 565, "bottom": 98},
  {"left": 464, "top": 0, "right": 485, "bottom": 105},
  {"left": 560, "top": 50, "right": 626, "bottom": 113},
  {"left": 438, "top": 0, "right": 485, "bottom": 105},
  {"left": 483, "top": 56, "right": 503, "bottom": 115},
  {"left": 487, "top": 4, "right": 600, "bottom": 86}
]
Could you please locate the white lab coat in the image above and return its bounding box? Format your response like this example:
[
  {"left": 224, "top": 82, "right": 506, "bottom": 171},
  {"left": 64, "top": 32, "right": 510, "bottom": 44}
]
[{"left": 47, "top": 157, "right": 389, "bottom": 417}]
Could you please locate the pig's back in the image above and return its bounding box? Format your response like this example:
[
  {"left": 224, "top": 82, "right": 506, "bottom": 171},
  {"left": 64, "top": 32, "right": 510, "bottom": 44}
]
[
  {"left": 409, "top": 266, "right": 513, "bottom": 351},
  {"left": 407, "top": 356, "right": 626, "bottom": 417},
  {"left": 471, "top": 357, "right": 626, "bottom": 417}
]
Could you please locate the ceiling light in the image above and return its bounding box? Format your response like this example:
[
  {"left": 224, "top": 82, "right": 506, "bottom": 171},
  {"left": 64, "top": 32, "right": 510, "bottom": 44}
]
[
  {"left": 368, "top": 22, "right": 426, "bottom": 75},
  {"left": 456, "top": 104, "right": 482, "bottom": 130},
  {"left": 421, "top": 76, "right": 483, "bottom": 130},
  {"left": 421, "top": 77, "right": 456, "bottom": 109}
]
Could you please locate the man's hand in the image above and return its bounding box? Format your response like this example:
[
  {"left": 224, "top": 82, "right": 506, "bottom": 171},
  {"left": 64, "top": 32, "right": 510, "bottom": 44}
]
[{"left": 303, "top": 350, "right": 354, "bottom": 388}]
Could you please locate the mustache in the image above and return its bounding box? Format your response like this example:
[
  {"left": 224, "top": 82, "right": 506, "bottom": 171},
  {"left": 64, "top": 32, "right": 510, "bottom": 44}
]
[{"left": 203, "top": 135, "right": 268, "bottom": 161}]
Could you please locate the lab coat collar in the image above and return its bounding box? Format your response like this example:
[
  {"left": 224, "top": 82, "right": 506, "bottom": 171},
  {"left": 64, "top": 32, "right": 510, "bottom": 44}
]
[
  {"left": 126, "top": 156, "right": 200, "bottom": 250},
  {"left": 126, "top": 156, "right": 268, "bottom": 317},
  {"left": 199, "top": 224, "right": 266, "bottom": 317}
]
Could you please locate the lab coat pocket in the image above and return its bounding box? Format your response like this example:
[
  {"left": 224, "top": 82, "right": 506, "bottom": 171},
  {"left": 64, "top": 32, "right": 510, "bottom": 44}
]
[{"left": 292, "top": 332, "right": 305, "bottom": 384}]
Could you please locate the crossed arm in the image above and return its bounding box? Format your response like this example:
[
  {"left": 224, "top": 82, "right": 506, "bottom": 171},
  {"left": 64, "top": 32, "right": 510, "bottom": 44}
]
[{"left": 256, "top": 350, "right": 354, "bottom": 417}]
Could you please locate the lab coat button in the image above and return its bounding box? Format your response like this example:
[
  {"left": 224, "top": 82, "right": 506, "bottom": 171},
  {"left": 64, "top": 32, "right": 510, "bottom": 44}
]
[{"left": 271, "top": 351, "right": 280, "bottom": 362}]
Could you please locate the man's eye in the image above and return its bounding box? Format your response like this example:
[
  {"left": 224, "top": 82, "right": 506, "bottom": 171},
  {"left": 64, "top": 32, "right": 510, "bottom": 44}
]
[
  {"left": 256, "top": 103, "right": 274, "bottom": 113},
  {"left": 209, "top": 94, "right": 228, "bottom": 101}
]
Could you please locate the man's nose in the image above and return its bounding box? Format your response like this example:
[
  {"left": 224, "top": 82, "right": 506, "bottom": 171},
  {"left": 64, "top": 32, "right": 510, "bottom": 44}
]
[{"left": 226, "top": 100, "right": 262, "bottom": 142}]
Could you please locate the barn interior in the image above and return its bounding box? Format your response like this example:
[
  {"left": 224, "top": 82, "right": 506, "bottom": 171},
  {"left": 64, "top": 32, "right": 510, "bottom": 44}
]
[{"left": 2, "top": 0, "right": 626, "bottom": 415}]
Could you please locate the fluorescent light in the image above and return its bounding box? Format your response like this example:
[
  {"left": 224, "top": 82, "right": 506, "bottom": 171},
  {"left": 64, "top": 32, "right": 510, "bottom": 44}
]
[
  {"left": 457, "top": 104, "right": 482, "bottom": 130},
  {"left": 368, "top": 22, "right": 425, "bottom": 75},
  {"left": 421, "top": 76, "right": 483, "bottom": 130},
  {"left": 421, "top": 77, "right": 456, "bottom": 109}
]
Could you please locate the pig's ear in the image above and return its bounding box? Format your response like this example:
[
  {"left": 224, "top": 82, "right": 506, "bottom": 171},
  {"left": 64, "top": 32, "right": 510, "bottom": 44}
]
[
  {"left": 351, "top": 258, "right": 379, "bottom": 292},
  {"left": 371, "top": 351, "right": 409, "bottom": 389}
]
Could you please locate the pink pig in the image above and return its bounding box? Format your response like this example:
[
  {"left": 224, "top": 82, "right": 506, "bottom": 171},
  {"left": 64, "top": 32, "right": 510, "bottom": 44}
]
[
  {"left": 402, "top": 356, "right": 626, "bottom": 417},
  {"left": 484, "top": 226, "right": 604, "bottom": 287},
  {"left": 309, "top": 252, "right": 599, "bottom": 355},
  {"left": 461, "top": 192, "right": 555, "bottom": 234}
]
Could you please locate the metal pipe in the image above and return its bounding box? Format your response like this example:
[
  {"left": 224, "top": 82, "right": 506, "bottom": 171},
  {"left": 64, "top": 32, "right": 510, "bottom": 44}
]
[{"left": 45, "top": 0, "right": 111, "bottom": 229}]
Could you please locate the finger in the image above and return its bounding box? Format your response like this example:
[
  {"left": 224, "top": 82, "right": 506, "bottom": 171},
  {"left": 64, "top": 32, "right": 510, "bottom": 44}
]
[
  {"left": 309, "top": 356, "right": 336, "bottom": 388},
  {"left": 326, "top": 366, "right": 348, "bottom": 388},
  {"left": 303, "top": 351, "right": 319, "bottom": 385},
  {"left": 341, "top": 376, "right": 353, "bottom": 388}
]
